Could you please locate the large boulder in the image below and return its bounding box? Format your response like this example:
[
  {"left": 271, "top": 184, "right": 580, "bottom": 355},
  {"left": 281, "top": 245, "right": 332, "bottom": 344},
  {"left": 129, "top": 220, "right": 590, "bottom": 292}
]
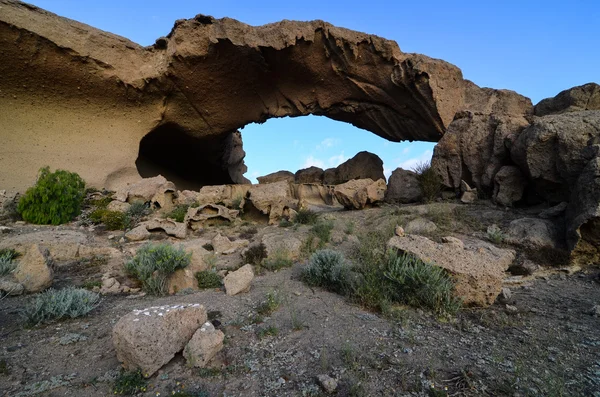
[
  {"left": 504, "top": 218, "right": 564, "bottom": 250},
  {"left": 13, "top": 244, "right": 53, "bottom": 293},
  {"left": 142, "top": 218, "right": 187, "bottom": 239},
  {"left": 247, "top": 181, "right": 299, "bottom": 224},
  {"left": 388, "top": 235, "right": 515, "bottom": 306},
  {"left": 322, "top": 151, "right": 385, "bottom": 185},
  {"left": 112, "top": 303, "right": 207, "bottom": 377},
  {"left": 535, "top": 83, "right": 600, "bottom": 116},
  {"left": 493, "top": 165, "right": 526, "bottom": 207},
  {"left": 167, "top": 241, "right": 211, "bottom": 294},
  {"left": 261, "top": 233, "right": 303, "bottom": 260},
  {"left": 115, "top": 175, "right": 177, "bottom": 211},
  {"left": 566, "top": 152, "right": 600, "bottom": 266},
  {"left": 511, "top": 110, "right": 600, "bottom": 203},
  {"left": 257, "top": 171, "right": 295, "bottom": 184},
  {"left": 224, "top": 264, "right": 254, "bottom": 296},
  {"left": 183, "top": 321, "right": 225, "bottom": 368},
  {"left": 295, "top": 167, "right": 324, "bottom": 184},
  {"left": 384, "top": 168, "right": 422, "bottom": 204},
  {"left": 333, "top": 178, "right": 386, "bottom": 210}
]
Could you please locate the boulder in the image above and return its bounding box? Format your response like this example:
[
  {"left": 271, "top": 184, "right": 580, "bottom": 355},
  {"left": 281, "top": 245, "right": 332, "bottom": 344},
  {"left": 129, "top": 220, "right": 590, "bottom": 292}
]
[
  {"left": 13, "top": 244, "right": 53, "bottom": 293},
  {"left": 112, "top": 303, "right": 207, "bottom": 377},
  {"left": 504, "top": 218, "right": 563, "bottom": 249},
  {"left": 143, "top": 218, "right": 187, "bottom": 239},
  {"left": 183, "top": 321, "right": 225, "bottom": 368},
  {"left": 107, "top": 200, "right": 131, "bottom": 213},
  {"left": 510, "top": 110, "right": 600, "bottom": 203},
  {"left": 0, "top": 279, "right": 24, "bottom": 296},
  {"left": 384, "top": 168, "right": 422, "bottom": 204},
  {"left": 535, "top": 83, "right": 600, "bottom": 116},
  {"left": 493, "top": 166, "right": 526, "bottom": 207},
  {"left": 539, "top": 202, "right": 568, "bottom": 219},
  {"left": 247, "top": 181, "right": 299, "bottom": 224},
  {"left": 185, "top": 204, "right": 239, "bottom": 230},
  {"left": 100, "top": 275, "right": 122, "bottom": 295},
  {"left": 566, "top": 154, "right": 600, "bottom": 266},
  {"left": 125, "top": 225, "right": 151, "bottom": 242},
  {"left": 257, "top": 171, "right": 295, "bottom": 184},
  {"left": 115, "top": 175, "right": 177, "bottom": 211},
  {"left": 167, "top": 241, "right": 210, "bottom": 294},
  {"left": 261, "top": 233, "right": 303, "bottom": 260},
  {"left": 212, "top": 233, "right": 249, "bottom": 255},
  {"left": 388, "top": 234, "right": 515, "bottom": 306},
  {"left": 195, "top": 185, "right": 250, "bottom": 208},
  {"left": 295, "top": 167, "right": 324, "bottom": 184},
  {"left": 0, "top": 230, "right": 88, "bottom": 262},
  {"left": 322, "top": 151, "right": 385, "bottom": 185},
  {"left": 224, "top": 264, "right": 254, "bottom": 296},
  {"left": 333, "top": 178, "right": 386, "bottom": 210},
  {"left": 404, "top": 218, "right": 437, "bottom": 235}
]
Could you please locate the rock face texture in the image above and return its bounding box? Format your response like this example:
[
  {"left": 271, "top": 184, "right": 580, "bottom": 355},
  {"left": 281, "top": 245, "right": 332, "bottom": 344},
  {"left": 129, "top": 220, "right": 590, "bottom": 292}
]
[
  {"left": 13, "top": 244, "right": 53, "bottom": 293},
  {"left": 257, "top": 171, "right": 295, "bottom": 184},
  {"left": 534, "top": 83, "right": 600, "bottom": 116},
  {"left": 322, "top": 151, "right": 385, "bottom": 185},
  {"left": 385, "top": 168, "right": 422, "bottom": 204},
  {"left": 2, "top": 0, "right": 514, "bottom": 192}
]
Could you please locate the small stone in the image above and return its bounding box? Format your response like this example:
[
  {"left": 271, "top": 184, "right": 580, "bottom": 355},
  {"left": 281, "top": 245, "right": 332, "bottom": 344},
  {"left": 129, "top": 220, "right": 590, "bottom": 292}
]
[
  {"left": 223, "top": 264, "right": 254, "bottom": 296},
  {"left": 589, "top": 305, "right": 600, "bottom": 316},
  {"left": 497, "top": 287, "right": 512, "bottom": 304},
  {"left": 14, "top": 244, "right": 53, "bottom": 293},
  {"left": 125, "top": 225, "right": 151, "bottom": 242},
  {"left": 0, "top": 280, "right": 24, "bottom": 296},
  {"left": 0, "top": 226, "right": 12, "bottom": 234},
  {"left": 59, "top": 333, "right": 88, "bottom": 345},
  {"left": 317, "top": 374, "right": 338, "bottom": 394},
  {"left": 505, "top": 304, "right": 518, "bottom": 313},
  {"left": 395, "top": 225, "right": 405, "bottom": 237}
]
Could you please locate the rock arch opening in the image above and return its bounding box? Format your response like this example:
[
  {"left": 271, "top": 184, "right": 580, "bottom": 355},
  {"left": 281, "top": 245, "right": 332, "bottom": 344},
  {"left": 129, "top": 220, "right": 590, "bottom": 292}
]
[{"left": 135, "top": 123, "right": 234, "bottom": 191}]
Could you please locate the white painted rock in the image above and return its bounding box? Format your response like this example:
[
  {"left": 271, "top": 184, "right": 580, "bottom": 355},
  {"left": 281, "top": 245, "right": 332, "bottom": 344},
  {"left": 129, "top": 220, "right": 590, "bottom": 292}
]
[
  {"left": 183, "top": 321, "right": 224, "bottom": 367},
  {"left": 223, "top": 264, "right": 254, "bottom": 296},
  {"left": 112, "top": 303, "right": 207, "bottom": 377}
]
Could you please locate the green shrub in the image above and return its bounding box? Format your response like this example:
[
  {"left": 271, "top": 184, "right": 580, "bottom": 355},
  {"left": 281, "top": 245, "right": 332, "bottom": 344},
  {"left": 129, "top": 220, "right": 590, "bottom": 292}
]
[
  {"left": 164, "top": 204, "right": 189, "bottom": 223},
  {"left": 21, "top": 287, "right": 100, "bottom": 326},
  {"left": 18, "top": 167, "right": 86, "bottom": 225},
  {"left": 0, "top": 248, "right": 19, "bottom": 276},
  {"left": 92, "top": 209, "right": 128, "bottom": 230},
  {"left": 126, "top": 202, "right": 150, "bottom": 224},
  {"left": 294, "top": 208, "right": 319, "bottom": 225},
  {"left": 302, "top": 249, "right": 352, "bottom": 294},
  {"left": 384, "top": 253, "right": 461, "bottom": 315},
  {"left": 256, "top": 290, "right": 281, "bottom": 316},
  {"left": 243, "top": 243, "right": 267, "bottom": 266},
  {"left": 231, "top": 195, "right": 244, "bottom": 211},
  {"left": 413, "top": 161, "right": 442, "bottom": 203},
  {"left": 262, "top": 249, "right": 293, "bottom": 271},
  {"left": 196, "top": 271, "right": 222, "bottom": 289},
  {"left": 125, "top": 243, "right": 191, "bottom": 296},
  {"left": 112, "top": 369, "right": 147, "bottom": 395},
  {"left": 310, "top": 220, "right": 334, "bottom": 247}
]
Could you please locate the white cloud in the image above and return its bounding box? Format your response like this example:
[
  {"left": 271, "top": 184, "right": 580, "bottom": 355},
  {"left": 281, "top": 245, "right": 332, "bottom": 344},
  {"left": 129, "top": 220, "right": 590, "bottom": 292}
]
[
  {"left": 384, "top": 166, "right": 393, "bottom": 179},
  {"left": 402, "top": 147, "right": 411, "bottom": 155},
  {"left": 302, "top": 156, "right": 326, "bottom": 169},
  {"left": 398, "top": 149, "right": 433, "bottom": 171},
  {"left": 328, "top": 152, "right": 346, "bottom": 167},
  {"left": 316, "top": 138, "right": 340, "bottom": 151}
]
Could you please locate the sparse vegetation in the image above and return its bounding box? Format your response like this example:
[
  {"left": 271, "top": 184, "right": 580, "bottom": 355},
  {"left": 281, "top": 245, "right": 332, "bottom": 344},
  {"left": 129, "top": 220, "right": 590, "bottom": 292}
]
[
  {"left": 81, "top": 280, "right": 102, "bottom": 290},
  {"left": 243, "top": 243, "right": 268, "bottom": 266},
  {"left": 195, "top": 270, "right": 222, "bottom": 289},
  {"left": 256, "top": 290, "right": 281, "bottom": 316},
  {"left": 344, "top": 220, "right": 355, "bottom": 235},
  {"left": 262, "top": 249, "right": 293, "bottom": 271},
  {"left": 112, "top": 369, "right": 147, "bottom": 395},
  {"left": 294, "top": 208, "right": 320, "bottom": 225},
  {"left": 17, "top": 166, "right": 86, "bottom": 225},
  {"left": 164, "top": 204, "right": 189, "bottom": 222},
  {"left": 21, "top": 287, "right": 100, "bottom": 326},
  {"left": 0, "top": 248, "right": 19, "bottom": 276},
  {"left": 302, "top": 249, "right": 352, "bottom": 294},
  {"left": 231, "top": 195, "right": 244, "bottom": 211},
  {"left": 413, "top": 161, "right": 442, "bottom": 203},
  {"left": 124, "top": 243, "right": 191, "bottom": 296},
  {"left": 487, "top": 224, "right": 504, "bottom": 244},
  {"left": 125, "top": 201, "right": 150, "bottom": 225},
  {"left": 89, "top": 208, "right": 128, "bottom": 230},
  {"left": 257, "top": 325, "right": 279, "bottom": 339}
]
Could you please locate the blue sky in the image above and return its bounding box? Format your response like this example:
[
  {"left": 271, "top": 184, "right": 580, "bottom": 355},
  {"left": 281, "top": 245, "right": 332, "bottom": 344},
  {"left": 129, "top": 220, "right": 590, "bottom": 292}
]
[{"left": 27, "top": 1, "right": 600, "bottom": 182}]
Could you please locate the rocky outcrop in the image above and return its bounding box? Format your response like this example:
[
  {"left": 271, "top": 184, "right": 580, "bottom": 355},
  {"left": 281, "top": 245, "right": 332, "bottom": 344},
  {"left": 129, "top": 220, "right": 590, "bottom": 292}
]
[
  {"left": 510, "top": 110, "right": 600, "bottom": 203},
  {"left": 388, "top": 234, "right": 515, "bottom": 306},
  {"left": 115, "top": 176, "right": 176, "bottom": 211},
  {"left": 185, "top": 204, "right": 239, "bottom": 231},
  {"left": 112, "top": 304, "right": 207, "bottom": 377},
  {"left": 384, "top": 168, "right": 422, "bottom": 204},
  {"left": 1, "top": 0, "right": 521, "bottom": 192},
  {"left": 493, "top": 166, "right": 526, "bottom": 207},
  {"left": 504, "top": 218, "right": 564, "bottom": 249},
  {"left": 293, "top": 184, "right": 339, "bottom": 208},
  {"left": 535, "top": 83, "right": 600, "bottom": 116},
  {"left": 333, "top": 179, "right": 386, "bottom": 210},
  {"left": 322, "top": 151, "right": 385, "bottom": 185},
  {"left": 295, "top": 167, "right": 324, "bottom": 184},
  {"left": 247, "top": 181, "right": 299, "bottom": 224},
  {"left": 257, "top": 171, "right": 295, "bottom": 184}
]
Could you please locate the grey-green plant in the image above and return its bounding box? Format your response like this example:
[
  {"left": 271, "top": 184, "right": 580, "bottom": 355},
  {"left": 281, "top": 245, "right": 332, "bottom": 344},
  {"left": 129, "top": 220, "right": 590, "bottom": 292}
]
[
  {"left": 0, "top": 248, "right": 19, "bottom": 276},
  {"left": 163, "top": 204, "right": 189, "bottom": 223},
  {"left": 126, "top": 201, "right": 150, "bottom": 225},
  {"left": 262, "top": 249, "right": 293, "bottom": 271},
  {"left": 256, "top": 290, "right": 282, "bottom": 316},
  {"left": 412, "top": 161, "right": 442, "bottom": 203},
  {"left": 384, "top": 253, "right": 461, "bottom": 315},
  {"left": 293, "top": 208, "right": 320, "bottom": 225},
  {"left": 21, "top": 287, "right": 100, "bottom": 326},
  {"left": 487, "top": 225, "right": 504, "bottom": 244},
  {"left": 302, "top": 249, "right": 352, "bottom": 294},
  {"left": 124, "top": 243, "right": 191, "bottom": 296}
]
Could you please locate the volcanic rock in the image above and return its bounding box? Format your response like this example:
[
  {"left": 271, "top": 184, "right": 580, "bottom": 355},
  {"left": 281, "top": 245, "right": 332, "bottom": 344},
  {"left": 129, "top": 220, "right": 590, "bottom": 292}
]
[
  {"left": 257, "top": 171, "right": 295, "bottom": 184},
  {"left": 384, "top": 168, "right": 422, "bottom": 204},
  {"left": 322, "top": 151, "right": 385, "bottom": 185},
  {"left": 535, "top": 83, "right": 600, "bottom": 116}
]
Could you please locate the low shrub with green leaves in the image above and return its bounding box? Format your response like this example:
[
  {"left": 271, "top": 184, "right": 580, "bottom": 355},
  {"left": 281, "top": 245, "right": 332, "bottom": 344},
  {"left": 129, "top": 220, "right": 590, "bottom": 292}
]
[
  {"left": 89, "top": 208, "right": 128, "bottom": 230},
  {"left": 262, "top": 249, "right": 293, "bottom": 271},
  {"left": 243, "top": 243, "right": 267, "bottom": 266},
  {"left": 294, "top": 208, "right": 320, "bottom": 225},
  {"left": 384, "top": 253, "right": 462, "bottom": 315},
  {"left": 196, "top": 270, "right": 222, "bottom": 289},
  {"left": 126, "top": 201, "right": 150, "bottom": 224},
  {"left": 256, "top": 290, "right": 281, "bottom": 316},
  {"left": 302, "top": 249, "right": 352, "bottom": 294},
  {"left": 21, "top": 287, "right": 100, "bottom": 326},
  {"left": 17, "top": 166, "right": 86, "bottom": 225},
  {"left": 0, "top": 248, "right": 19, "bottom": 276},
  {"left": 413, "top": 161, "right": 442, "bottom": 203},
  {"left": 112, "top": 369, "right": 147, "bottom": 395},
  {"left": 125, "top": 243, "right": 191, "bottom": 296},
  {"left": 164, "top": 204, "right": 189, "bottom": 223}
]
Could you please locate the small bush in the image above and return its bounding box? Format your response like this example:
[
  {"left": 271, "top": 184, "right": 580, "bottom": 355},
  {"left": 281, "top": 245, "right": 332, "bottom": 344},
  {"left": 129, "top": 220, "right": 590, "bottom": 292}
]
[
  {"left": 126, "top": 201, "right": 150, "bottom": 224},
  {"left": 487, "top": 225, "right": 504, "bottom": 244},
  {"left": 164, "top": 204, "right": 189, "bottom": 223},
  {"left": 243, "top": 243, "right": 267, "bottom": 266},
  {"left": 112, "top": 369, "right": 147, "bottom": 395},
  {"left": 231, "top": 195, "right": 244, "bottom": 211},
  {"left": 257, "top": 325, "right": 279, "bottom": 339},
  {"left": 0, "top": 248, "right": 19, "bottom": 276},
  {"left": 294, "top": 209, "right": 320, "bottom": 225},
  {"left": 202, "top": 243, "right": 214, "bottom": 251},
  {"left": 302, "top": 249, "right": 352, "bottom": 294},
  {"left": 18, "top": 167, "right": 86, "bottom": 225},
  {"left": 344, "top": 221, "right": 355, "bottom": 235},
  {"left": 90, "top": 209, "right": 128, "bottom": 230},
  {"left": 310, "top": 220, "right": 334, "bottom": 247},
  {"left": 413, "top": 161, "right": 442, "bottom": 203},
  {"left": 256, "top": 290, "right": 281, "bottom": 316},
  {"left": 196, "top": 271, "right": 222, "bottom": 289},
  {"left": 125, "top": 243, "right": 191, "bottom": 296},
  {"left": 262, "top": 249, "right": 293, "bottom": 271},
  {"left": 384, "top": 253, "right": 461, "bottom": 315},
  {"left": 21, "top": 287, "right": 100, "bottom": 326},
  {"left": 278, "top": 219, "right": 293, "bottom": 228}
]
